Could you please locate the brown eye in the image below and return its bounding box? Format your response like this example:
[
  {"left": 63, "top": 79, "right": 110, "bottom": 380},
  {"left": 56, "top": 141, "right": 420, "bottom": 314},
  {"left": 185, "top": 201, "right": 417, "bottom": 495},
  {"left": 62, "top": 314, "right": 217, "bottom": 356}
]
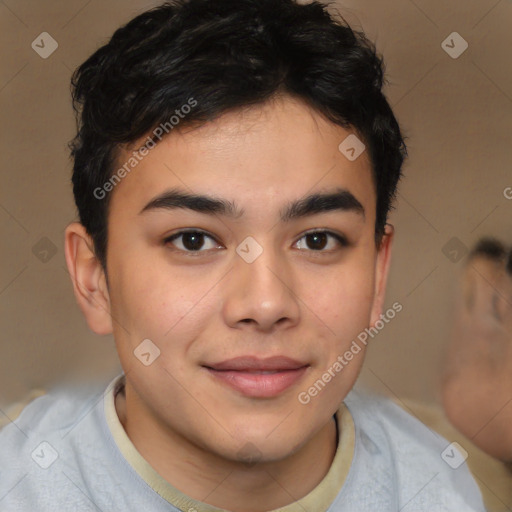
[
  {"left": 164, "top": 230, "right": 221, "bottom": 254},
  {"left": 295, "top": 231, "right": 348, "bottom": 252}
]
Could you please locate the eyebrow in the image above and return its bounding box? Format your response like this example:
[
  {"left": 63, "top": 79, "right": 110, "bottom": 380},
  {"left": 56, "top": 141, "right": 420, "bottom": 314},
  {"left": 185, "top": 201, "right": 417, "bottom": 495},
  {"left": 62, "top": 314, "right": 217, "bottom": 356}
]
[{"left": 139, "top": 187, "right": 365, "bottom": 221}]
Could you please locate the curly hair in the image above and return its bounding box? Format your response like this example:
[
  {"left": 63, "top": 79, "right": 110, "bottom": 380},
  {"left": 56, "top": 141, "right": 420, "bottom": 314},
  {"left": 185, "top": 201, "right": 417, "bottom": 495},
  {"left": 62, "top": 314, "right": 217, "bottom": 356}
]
[{"left": 69, "top": 0, "right": 407, "bottom": 271}]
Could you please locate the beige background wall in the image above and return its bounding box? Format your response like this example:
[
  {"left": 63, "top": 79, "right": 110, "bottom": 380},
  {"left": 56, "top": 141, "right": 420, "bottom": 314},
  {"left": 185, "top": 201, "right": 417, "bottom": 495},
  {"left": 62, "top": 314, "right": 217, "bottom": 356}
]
[{"left": 0, "top": 0, "right": 511, "bottom": 408}]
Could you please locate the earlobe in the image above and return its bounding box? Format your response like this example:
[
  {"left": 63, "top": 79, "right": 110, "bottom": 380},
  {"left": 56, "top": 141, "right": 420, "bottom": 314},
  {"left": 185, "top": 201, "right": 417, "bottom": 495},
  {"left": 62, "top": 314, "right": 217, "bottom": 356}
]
[
  {"left": 64, "top": 222, "right": 113, "bottom": 335},
  {"left": 369, "top": 223, "right": 394, "bottom": 326}
]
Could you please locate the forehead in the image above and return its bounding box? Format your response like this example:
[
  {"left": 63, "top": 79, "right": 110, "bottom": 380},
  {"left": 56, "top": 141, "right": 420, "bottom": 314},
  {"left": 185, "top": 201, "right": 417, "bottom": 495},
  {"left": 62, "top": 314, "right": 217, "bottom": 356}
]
[{"left": 108, "top": 95, "right": 375, "bottom": 223}]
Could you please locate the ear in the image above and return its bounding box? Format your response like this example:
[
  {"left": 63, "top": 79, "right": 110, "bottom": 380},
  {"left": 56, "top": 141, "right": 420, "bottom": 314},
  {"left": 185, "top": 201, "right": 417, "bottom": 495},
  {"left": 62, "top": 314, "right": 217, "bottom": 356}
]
[
  {"left": 64, "top": 222, "right": 113, "bottom": 335},
  {"left": 369, "top": 223, "right": 394, "bottom": 326}
]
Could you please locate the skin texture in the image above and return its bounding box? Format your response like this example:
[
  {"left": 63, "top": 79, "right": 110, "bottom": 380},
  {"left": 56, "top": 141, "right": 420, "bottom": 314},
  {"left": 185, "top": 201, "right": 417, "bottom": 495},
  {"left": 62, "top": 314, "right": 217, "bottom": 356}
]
[
  {"left": 442, "top": 249, "right": 512, "bottom": 462},
  {"left": 64, "top": 94, "right": 393, "bottom": 511}
]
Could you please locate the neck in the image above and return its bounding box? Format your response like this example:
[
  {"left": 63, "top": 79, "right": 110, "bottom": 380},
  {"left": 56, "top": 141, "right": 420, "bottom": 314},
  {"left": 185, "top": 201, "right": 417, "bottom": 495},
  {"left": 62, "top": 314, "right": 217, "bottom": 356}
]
[{"left": 115, "top": 384, "right": 338, "bottom": 512}]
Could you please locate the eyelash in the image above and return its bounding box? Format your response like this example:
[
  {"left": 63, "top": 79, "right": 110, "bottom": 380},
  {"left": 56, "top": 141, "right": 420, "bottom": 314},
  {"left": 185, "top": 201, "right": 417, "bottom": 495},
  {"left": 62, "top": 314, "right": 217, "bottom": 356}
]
[{"left": 163, "top": 229, "right": 349, "bottom": 257}]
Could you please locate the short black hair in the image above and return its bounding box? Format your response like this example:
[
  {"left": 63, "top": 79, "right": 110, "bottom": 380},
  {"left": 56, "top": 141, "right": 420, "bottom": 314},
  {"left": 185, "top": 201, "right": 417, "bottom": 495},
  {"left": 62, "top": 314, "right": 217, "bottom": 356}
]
[{"left": 69, "top": 0, "right": 407, "bottom": 271}]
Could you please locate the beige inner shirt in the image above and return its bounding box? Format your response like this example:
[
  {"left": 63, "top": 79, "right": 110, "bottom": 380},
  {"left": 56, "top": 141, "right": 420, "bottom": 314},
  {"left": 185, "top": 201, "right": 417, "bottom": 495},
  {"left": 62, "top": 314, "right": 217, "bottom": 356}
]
[{"left": 105, "top": 374, "right": 355, "bottom": 512}]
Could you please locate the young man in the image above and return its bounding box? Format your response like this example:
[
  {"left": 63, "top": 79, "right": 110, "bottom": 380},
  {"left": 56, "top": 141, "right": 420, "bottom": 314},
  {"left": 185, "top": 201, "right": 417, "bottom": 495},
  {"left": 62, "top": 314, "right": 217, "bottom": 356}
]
[{"left": 0, "top": 0, "right": 486, "bottom": 510}]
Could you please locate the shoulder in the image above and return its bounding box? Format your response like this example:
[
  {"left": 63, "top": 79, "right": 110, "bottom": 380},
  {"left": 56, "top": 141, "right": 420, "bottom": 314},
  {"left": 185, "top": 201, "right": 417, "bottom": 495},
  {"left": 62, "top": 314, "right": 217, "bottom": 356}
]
[
  {"left": 0, "top": 379, "right": 112, "bottom": 510},
  {"left": 343, "top": 389, "right": 486, "bottom": 511},
  {"left": 0, "top": 379, "right": 105, "bottom": 441}
]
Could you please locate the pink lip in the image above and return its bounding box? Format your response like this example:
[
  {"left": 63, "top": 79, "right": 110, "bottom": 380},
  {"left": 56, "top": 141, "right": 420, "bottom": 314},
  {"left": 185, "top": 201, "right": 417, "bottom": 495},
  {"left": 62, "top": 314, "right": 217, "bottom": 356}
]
[{"left": 203, "top": 356, "right": 309, "bottom": 398}]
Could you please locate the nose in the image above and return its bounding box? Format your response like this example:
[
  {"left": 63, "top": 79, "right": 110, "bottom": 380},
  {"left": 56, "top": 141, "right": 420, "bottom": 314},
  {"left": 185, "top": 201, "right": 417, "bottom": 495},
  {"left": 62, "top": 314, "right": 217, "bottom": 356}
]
[{"left": 222, "top": 241, "right": 301, "bottom": 333}]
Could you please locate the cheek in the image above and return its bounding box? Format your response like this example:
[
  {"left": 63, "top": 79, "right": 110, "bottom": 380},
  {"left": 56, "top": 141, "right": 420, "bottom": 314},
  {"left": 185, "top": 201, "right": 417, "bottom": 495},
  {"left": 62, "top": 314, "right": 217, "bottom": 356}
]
[
  {"left": 109, "top": 258, "right": 219, "bottom": 355},
  {"left": 308, "top": 260, "right": 376, "bottom": 339},
  {"left": 108, "top": 256, "right": 179, "bottom": 331}
]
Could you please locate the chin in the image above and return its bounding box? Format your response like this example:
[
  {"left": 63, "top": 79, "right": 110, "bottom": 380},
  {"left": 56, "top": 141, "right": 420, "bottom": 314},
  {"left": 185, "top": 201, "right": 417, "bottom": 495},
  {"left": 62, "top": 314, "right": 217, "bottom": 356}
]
[
  {"left": 211, "top": 428, "right": 306, "bottom": 465},
  {"left": 234, "top": 440, "right": 301, "bottom": 466}
]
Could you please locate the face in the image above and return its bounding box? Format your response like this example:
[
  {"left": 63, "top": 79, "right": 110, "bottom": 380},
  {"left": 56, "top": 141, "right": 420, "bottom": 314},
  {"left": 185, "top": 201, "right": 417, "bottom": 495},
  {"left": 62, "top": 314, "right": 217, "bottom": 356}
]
[{"left": 71, "top": 94, "right": 392, "bottom": 463}]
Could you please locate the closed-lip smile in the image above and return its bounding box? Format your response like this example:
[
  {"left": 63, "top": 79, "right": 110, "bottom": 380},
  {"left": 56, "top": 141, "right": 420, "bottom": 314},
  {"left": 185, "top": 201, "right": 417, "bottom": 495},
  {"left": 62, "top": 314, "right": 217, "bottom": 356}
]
[{"left": 203, "top": 356, "right": 310, "bottom": 398}]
